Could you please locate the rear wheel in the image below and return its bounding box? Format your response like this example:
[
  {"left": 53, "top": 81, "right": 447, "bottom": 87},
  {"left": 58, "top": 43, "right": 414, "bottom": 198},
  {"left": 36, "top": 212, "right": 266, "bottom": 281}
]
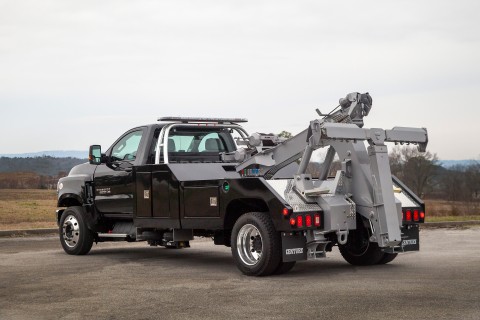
[
  {"left": 377, "top": 252, "right": 398, "bottom": 264},
  {"left": 273, "top": 261, "right": 296, "bottom": 275},
  {"left": 231, "top": 212, "right": 282, "bottom": 276},
  {"left": 59, "top": 206, "right": 94, "bottom": 255},
  {"left": 338, "top": 217, "right": 384, "bottom": 266}
]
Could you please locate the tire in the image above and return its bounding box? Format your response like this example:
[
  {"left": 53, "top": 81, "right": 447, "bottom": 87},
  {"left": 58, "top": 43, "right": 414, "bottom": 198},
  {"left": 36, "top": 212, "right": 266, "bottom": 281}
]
[
  {"left": 231, "top": 212, "right": 282, "bottom": 276},
  {"left": 377, "top": 252, "right": 398, "bottom": 265},
  {"left": 273, "top": 261, "right": 296, "bottom": 275},
  {"left": 59, "top": 206, "right": 94, "bottom": 255},
  {"left": 338, "top": 217, "right": 384, "bottom": 266}
]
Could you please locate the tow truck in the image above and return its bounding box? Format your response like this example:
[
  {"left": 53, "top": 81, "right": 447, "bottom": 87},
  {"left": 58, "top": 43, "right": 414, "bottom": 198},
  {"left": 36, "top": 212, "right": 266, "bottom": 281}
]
[{"left": 57, "top": 92, "right": 427, "bottom": 276}]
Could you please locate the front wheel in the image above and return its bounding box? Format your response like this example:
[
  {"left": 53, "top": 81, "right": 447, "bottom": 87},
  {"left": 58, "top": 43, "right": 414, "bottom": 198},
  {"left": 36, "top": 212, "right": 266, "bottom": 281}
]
[
  {"left": 59, "top": 206, "right": 94, "bottom": 255},
  {"left": 231, "top": 212, "right": 282, "bottom": 276}
]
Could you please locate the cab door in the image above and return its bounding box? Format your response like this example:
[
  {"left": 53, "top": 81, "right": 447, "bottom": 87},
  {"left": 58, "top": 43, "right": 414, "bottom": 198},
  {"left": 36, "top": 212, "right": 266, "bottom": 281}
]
[{"left": 94, "top": 128, "right": 145, "bottom": 216}]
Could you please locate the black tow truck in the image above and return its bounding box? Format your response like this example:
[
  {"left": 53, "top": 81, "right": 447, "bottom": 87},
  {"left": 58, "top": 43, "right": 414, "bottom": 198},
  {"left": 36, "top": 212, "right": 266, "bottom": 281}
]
[{"left": 57, "top": 93, "right": 427, "bottom": 276}]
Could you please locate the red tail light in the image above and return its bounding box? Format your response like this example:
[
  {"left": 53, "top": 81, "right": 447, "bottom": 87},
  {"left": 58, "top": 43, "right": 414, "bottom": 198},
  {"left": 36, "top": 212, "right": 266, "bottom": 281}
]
[
  {"left": 305, "top": 215, "right": 312, "bottom": 227},
  {"left": 296, "top": 216, "right": 303, "bottom": 228},
  {"left": 289, "top": 217, "right": 296, "bottom": 226},
  {"left": 405, "top": 210, "right": 412, "bottom": 221},
  {"left": 413, "top": 210, "right": 419, "bottom": 221},
  {"left": 314, "top": 214, "right": 321, "bottom": 227},
  {"left": 420, "top": 211, "right": 425, "bottom": 219},
  {"left": 282, "top": 208, "right": 290, "bottom": 217}
]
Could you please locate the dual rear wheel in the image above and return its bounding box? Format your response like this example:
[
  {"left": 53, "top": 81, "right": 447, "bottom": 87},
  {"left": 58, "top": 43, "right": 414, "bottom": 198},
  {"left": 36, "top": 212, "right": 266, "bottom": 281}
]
[
  {"left": 231, "top": 212, "right": 295, "bottom": 276},
  {"left": 338, "top": 217, "right": 397, "bottom": 266}
]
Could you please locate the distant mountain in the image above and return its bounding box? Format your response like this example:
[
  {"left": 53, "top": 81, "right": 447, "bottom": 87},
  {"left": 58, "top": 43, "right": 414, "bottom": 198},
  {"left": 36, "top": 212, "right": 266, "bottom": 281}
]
[
  {"left": 0, "top": 150, "right": 87, "bottom": 159},
  {"left": 438, "top": 160, "right": 478, "bottom": 168}
]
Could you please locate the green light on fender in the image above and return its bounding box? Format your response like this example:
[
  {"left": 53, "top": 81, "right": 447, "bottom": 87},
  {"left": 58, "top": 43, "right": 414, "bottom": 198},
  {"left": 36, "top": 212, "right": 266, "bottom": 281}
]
[{"left": 222, "top": 182, "right": 230, "bottom": 192}]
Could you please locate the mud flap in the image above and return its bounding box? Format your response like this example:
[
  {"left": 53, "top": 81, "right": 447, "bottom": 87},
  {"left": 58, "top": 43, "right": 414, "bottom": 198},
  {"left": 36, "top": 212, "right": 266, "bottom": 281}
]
[
  {"left": 400, "top": 224, "right": 420, "bottom": 251},
  {"left": 281, "top": 232, "right": 307, "bottom": 262}
]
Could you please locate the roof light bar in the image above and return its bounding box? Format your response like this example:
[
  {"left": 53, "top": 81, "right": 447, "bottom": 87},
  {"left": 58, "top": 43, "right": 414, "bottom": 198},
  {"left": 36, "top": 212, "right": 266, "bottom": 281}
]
[{"left": 158, "top": 117, "right": 248, "bottom": 123}]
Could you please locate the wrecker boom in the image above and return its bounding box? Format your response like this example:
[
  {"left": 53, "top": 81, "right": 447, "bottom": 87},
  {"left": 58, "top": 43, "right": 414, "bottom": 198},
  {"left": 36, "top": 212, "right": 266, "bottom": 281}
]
[{"left": 236, "top": 92, "right": 428, "bottom": 249}]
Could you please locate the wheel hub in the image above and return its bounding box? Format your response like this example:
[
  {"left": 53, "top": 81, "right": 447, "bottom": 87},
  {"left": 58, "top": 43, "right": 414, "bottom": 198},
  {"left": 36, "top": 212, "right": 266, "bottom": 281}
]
[
  {"left": 345, "top": 227, "right": 370, "bottom": 256},
  {"left": 252, "top": 235, "right": 262, "bottom": 252},
  {"left": 62, "top": 215, "right": 80, "bottom": 248},
  {"left": 237, "top": 224, "right": 263, "bottom": 266}
]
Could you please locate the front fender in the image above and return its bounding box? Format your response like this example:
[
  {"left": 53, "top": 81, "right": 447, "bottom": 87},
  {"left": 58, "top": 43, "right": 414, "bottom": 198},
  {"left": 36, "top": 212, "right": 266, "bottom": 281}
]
[{"left": 57, "top": 162, "right": 95, "bottom": 207}]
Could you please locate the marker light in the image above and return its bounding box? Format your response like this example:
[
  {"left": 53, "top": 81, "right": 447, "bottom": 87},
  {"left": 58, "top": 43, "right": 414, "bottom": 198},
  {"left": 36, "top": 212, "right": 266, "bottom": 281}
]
[
  {"left": 420, "top": 211, "right": 425, "bottom": 219},
  {"left": 305, "top": 215, "right": 312, "bottom": 227},
  {"left": 290, "top": 218, "right": 296, "bottom": 226},
  {"left": 282, "top": 208, "right": 290, "bottom": 217}
]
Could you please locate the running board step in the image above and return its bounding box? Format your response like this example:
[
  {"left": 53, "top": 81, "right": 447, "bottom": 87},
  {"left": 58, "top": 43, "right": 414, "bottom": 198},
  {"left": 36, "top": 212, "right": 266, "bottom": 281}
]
[
  {"left": 97, "top": 222, "right": 136, "bottom": 241},
  {"left": 97, "top": 233, "right": 129, "bottom": 238},
  {"left": 97, "top": 233, "right": 135, "bottom": 242},
  {"left": 111, "top": 222, "right": 136, "bottom": 236}
]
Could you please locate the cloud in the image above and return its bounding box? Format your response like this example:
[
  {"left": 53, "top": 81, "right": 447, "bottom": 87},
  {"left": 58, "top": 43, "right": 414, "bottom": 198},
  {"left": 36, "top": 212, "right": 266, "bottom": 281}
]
[{"left": 1, "top": 0, "right": 479, "bottom": 159}]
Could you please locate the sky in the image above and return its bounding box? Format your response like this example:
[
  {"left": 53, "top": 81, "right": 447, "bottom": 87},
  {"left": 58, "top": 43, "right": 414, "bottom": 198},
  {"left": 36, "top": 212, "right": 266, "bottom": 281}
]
[{"left": 1, "top": 0, "right": 479, "bottom": 160}]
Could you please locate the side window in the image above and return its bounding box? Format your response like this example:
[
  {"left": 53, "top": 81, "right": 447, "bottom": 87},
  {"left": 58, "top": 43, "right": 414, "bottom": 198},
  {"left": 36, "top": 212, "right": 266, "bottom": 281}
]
[{"left": 111, "top": 130, "right": 143, "bottom": 161}]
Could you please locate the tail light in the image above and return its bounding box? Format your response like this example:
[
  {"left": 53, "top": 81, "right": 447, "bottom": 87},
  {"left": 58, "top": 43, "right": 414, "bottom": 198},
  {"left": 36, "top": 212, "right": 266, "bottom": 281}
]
[
  {"left": 405, "top": 210, "right": 412, "bottom": 221},
  {"left": 282, "top": 208, "right": 290, "bottom": 217},
  {"left": 403, "top": 209, "right": 425, "bottom": 223},
  {"left": 305, "top": 215, "right": 312, "bottom": 227},
  {"left": 296, "top": 216, "right": 303, "bottom": 228},
  {"left": 314, "top": 214, "right": 321, "bottom": 227},
  {"left": 413, "top": 210, "right": 419, "bottom": 221}
]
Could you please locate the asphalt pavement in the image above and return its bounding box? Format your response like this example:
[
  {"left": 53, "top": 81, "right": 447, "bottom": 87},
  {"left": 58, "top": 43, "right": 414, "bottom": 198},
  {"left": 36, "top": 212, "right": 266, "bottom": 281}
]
[{"left": 1, "top": 227, "right": 479, "bottom": 320}]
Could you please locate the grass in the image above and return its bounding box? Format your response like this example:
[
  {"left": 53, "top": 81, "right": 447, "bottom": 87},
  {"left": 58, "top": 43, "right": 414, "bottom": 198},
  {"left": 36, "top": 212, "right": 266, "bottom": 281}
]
[
  {"left": 0, "top": 189, "right": 479, "bottom": 230},
  {"left": 424, "top": 199, "right": 479, "bottom": 218},
  {"left": 0, "top": 189, "right": 58, "bottom": 230},
  {"left": 426, "top": 215, "right": 480, "bottom": 223}
]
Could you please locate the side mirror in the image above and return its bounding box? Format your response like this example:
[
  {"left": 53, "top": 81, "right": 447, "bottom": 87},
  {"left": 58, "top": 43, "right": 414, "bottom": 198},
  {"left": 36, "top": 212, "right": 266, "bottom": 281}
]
[{"left": 89, "top": 145, "right": 102, "bottom": 165}]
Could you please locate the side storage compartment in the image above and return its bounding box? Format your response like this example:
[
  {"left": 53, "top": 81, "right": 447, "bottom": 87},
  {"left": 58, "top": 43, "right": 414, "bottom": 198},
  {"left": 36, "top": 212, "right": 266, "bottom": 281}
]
[
  {"left": 183, "top": 184, "right": 220, "bottom": 217},
  {"left": 133, "top": 165, "right": 181, "bottom": 229},
  {"left": 135, "top": 167, "right": 152, "bottom": 217}
]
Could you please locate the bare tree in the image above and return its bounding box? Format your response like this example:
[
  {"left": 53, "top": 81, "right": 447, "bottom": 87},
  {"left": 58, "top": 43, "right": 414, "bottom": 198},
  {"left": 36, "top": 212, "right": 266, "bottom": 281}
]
[
  {"left": 389, "top": 146, "right": 438, "bottom": 197},
  {"left": 465, "top": 162, "right": 480, "bottom": 200},
  {"left": 441, "top": 165, "right": 467, "bottom": 202}
]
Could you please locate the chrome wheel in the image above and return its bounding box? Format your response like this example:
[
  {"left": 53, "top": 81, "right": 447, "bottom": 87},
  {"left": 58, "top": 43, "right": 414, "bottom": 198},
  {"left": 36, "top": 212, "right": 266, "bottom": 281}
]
[
  {"left": 236, "top": 224, "right": 263, "bottom": 266},
  {"left": 62, "top": 215, "right": 80, "bottom": 248}
]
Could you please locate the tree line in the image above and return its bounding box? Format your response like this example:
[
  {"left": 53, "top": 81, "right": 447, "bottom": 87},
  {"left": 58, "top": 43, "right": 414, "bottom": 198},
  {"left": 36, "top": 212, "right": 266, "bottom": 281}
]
[
  {"left": 0, "top": 151, "right": 478, "bottom": 205},
  {"left": 0, "top": 172, "right": 65, "bottom": 189},
  {"left": 0, "top": 156, "right": 86, "bottom": 189},
  {"left": 0, "top": 156, "right": 86, "bottom": 176},
  {"left": 389, "top": 146, "right": 479, "bottom": 202}
]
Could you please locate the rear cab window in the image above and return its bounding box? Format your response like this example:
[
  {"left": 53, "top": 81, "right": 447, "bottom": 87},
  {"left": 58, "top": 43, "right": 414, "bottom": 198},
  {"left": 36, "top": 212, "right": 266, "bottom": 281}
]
[{"left": 163, "top": 127, "right": 236, "bottom": 163}]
